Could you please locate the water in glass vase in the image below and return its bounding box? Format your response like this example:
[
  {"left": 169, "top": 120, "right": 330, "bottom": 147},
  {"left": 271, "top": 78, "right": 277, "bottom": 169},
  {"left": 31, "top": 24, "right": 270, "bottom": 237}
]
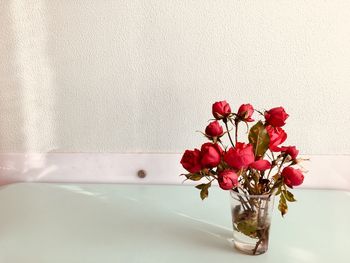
[{"left": 230, "top": 190, "right": 275, "bottom": 255}]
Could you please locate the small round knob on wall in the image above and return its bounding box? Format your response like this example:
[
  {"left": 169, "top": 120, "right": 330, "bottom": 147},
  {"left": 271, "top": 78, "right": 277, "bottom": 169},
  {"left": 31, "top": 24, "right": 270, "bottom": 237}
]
[{"left": 137, "top": 169, "right": 147, "bottom": 178}]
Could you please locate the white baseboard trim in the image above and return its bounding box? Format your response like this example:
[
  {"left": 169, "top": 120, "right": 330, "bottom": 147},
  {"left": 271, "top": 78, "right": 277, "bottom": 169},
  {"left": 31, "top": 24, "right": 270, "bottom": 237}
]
[{"left": 0, "top": 153, "right": 349, "bottom": 190}]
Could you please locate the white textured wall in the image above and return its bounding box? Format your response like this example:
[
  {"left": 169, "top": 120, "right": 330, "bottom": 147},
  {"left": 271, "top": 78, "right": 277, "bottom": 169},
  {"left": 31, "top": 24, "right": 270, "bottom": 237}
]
[{"left": 1, "top": 0, "right": 350, "bottom": 154}]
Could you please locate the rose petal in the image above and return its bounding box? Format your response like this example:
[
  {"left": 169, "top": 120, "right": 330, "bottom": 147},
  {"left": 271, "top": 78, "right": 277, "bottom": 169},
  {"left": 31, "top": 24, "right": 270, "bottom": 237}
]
[{"left": 249, "top": 160, "right": 271, "bottom": 171}]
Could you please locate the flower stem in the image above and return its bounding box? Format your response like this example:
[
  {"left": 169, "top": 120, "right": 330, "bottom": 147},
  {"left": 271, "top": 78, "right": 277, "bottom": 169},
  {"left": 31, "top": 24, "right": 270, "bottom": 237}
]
[
  {"left": 253, "top": 199, "right": 270, "bottom": 255},
  {"left": 238, "top": 187, "right": 255, "bottom": 212},
  {"left": 253, "top": 226, "right": 268, "bottom": 255},
  {"left": 277, "top": 156, "right": 287, "bottom": 175},
  {"left": 235, "top": 120, "right": 238, "bottom": 144},
  {"left": 224, "top": 119, "right": 235, "bottom": 148},
  {"left": 233, "top": 188, "right": 251, "bottom": 211}
]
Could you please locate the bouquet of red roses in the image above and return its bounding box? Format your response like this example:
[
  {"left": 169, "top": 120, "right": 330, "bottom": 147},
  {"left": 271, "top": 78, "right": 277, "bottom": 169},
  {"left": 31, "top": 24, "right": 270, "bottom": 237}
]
[{"left": 180, "top": 100, "right": 305, "bottom": 216}]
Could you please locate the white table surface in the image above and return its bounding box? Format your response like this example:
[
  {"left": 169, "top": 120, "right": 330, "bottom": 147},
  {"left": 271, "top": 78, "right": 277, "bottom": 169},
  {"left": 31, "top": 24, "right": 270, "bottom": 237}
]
[{"left": 0, "top": 183, "right": 349, "bottom": 263}]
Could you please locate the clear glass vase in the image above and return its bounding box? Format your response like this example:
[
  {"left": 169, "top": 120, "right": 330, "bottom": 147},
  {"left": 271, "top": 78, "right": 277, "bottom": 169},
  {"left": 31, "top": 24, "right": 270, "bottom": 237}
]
[{"left": 230, "top": 190, "right": 276, "bottom": 255}]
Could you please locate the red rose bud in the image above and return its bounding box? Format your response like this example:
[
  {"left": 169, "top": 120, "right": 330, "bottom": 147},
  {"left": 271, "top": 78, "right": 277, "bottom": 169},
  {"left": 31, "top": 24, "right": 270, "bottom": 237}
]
[
  {"left": 205, "top": 121, "right": 224, "bottom": 137},
  {"left": 180, "top": 149, "right": 202, "bottom": 173},
  {"left": 266, "top": 125, "right": 287, "bottom": 152},
  {"left": 249, "top": 159, "right": 271, "bottom": 171},
  {"left": 237, "top": 104, "right": 254, "bottom": 122},
  {"left": 224, "top": 142, "right": 255, "bottom": 170},
  {"left": 282, "top": 166, "right": 304, "bottom": 187},
  {"left": 200, "top": 143, "right": 223, "bottom": 168},
  {"left": 218, "top": 170, "right": 238, "bottom": 190},
  {"left": 212, "top": 101, "right": 232, "bottom": 120},
  {"left": 264, "top": 107, "right": 289, "bottom": 127},
  {"left": 280, "top": 146, "right": 299, "bottom": 160}
]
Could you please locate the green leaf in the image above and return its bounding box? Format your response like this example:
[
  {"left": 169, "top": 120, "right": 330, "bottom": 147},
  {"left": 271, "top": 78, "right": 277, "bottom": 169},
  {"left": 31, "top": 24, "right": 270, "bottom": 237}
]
[
  {"left": 284, "top": 190, "right": 297, "bottom": 202},
  {"left": 200, "top": 188, "right": 209, "bottom": 200},
  {"left": 275, "top": 186, "right": 282, "bottom": 195},
  {"left": 278, "top": 194, "right": 288, "bottom": 217},
  {"left": 195, "top": 183, "right": 206, "bottom": 190},
  {"left": 248, "top": 121, "right": 270, "bottom": 158},
  {"left": 236, "top": 220, "right": 258, "bottom": 237},
  {"left": 186, "top": 173, "right": 203, "bottom": 181},
  {"left": 272, "top": 173, "right": 280, "bottom": 182},
  {"left": 196, "top": 183, "right": 211, "bottom": 200},
  {"left": 252, "top": 171, "right": 260, "bottom": 183}
]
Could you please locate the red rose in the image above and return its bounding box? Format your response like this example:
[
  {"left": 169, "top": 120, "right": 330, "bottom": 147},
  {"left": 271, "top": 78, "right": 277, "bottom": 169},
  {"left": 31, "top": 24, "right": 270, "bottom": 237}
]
[
  {"left": 200, "top": 143, "right": 223, "bottom": 168},
  {"left": 212, "top": 101, "right": 232, "bottom": 120},
  {"left": 237, "top": 104, "right": 254, "bottom": 122},
  {"left": 205, "top": 121, "right": 224, "bottom": 137},
  {"left": 281, "top": 166, "right": 304, "bottom": 187},
  {"left": 280, "top": 146, "right": 299, "bottom": 159},
  {"left": 224, "top": 142, "right": 255, "bottom": 169},
  {"left": 264, "top": 107, "right": 289, "bottom": 127},
  {"left": 180, "top": 149, "right": 202, "bottom": 173},
  {"left": 249, "top": 159, "right": 271, "bottom": 171},
  {"left": 218, "top": 170, "right": 238, "bottom": 190},
  {"left": 266, "top": 125, "right": 287, "bottom": 152}
]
